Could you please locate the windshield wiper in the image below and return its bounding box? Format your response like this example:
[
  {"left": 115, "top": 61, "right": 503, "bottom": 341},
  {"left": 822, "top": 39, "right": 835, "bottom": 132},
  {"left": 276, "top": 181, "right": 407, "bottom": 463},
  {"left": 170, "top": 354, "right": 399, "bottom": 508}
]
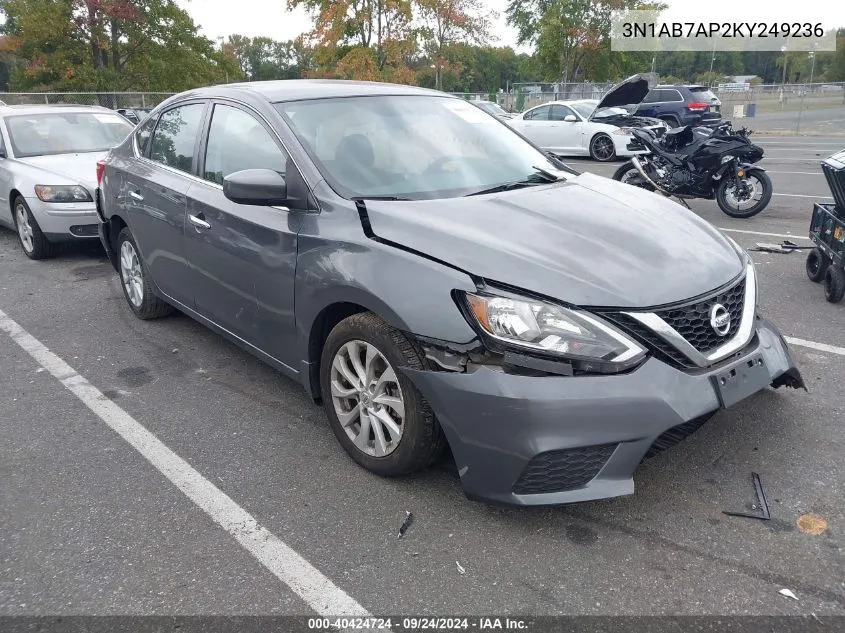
[
  {"left": 352, "top": 195, "right": 413, "bottom": 201},
  {"left": 465, "top": 166, "right": 565, "bottom": 197}
]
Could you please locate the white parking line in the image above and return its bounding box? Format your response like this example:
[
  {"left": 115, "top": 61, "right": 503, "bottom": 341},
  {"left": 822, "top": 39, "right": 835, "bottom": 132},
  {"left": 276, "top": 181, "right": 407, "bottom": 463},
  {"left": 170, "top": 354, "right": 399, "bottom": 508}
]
[
  {"left": 773, "top": 192, "right": 833, "bottom": 199},
  {"left": 766, "top": 171, "right": 823, "bottom": 175},
  {"left": 718, "top": 227, "right": 810, "bottom": 240},
  {"left": 0, "top": 309, "right": 369, "bottom": 618},
  {"left": 785, "top": 337, "right": 845, "bottom": 357}
]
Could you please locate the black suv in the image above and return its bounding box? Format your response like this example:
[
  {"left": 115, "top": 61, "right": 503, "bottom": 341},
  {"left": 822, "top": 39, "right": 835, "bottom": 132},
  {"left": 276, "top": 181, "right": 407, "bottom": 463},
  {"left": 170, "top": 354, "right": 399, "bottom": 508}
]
[{"left": 634, "top": 85, "right": 722, "bottom": 128}]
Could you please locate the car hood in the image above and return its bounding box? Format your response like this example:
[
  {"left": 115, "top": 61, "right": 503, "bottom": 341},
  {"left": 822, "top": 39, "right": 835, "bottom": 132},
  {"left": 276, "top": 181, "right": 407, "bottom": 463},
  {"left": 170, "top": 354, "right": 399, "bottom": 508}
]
[
  {"left": 596, "top": 75, "right": 650, "bottom": 110},
  {"left": 16, "top": 152, "right": 106, "bottom": 193},
  {"left": 363, "top": 173, "right": 743, "bottom": 308}
]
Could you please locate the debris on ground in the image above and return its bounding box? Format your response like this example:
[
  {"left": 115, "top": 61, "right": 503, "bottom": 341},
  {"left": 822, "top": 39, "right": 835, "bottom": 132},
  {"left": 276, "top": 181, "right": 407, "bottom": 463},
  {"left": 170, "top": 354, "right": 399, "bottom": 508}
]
[
  {"left": 749, "top": 240, "right": 814, "bottom": 254},
  {"left": 397, "top": 511, "right": 414, "bottom": 539},
  {"left": 456, "top": 561, "right": 466, "bottom": 575},
  {"left": 779, "top": 588, "right": 799, "bottom": 601},
  {"left": 723, "top": 472, "right": 771, "bottom": 520}
]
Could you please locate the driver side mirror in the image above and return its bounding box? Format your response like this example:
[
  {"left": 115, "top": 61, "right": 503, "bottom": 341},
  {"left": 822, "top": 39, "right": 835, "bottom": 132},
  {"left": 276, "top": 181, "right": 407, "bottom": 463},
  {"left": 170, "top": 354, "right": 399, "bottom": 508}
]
[
  {"left": 223, "top": 169, "right": 287, "bottom": 206},
  {"left": 564, "top": 115, "right": 578, "bottom": 122}
]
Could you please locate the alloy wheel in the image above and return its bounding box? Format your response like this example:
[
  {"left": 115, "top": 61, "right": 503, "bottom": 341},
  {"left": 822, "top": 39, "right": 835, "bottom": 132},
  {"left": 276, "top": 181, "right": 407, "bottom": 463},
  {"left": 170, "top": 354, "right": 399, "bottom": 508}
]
[
  {"left": 120, "top": 240, "right": 144, "bottom": 308},
  {"left": 330, "top": 340, "right": 405, "bottom": 458},
  {"left": 592, "top": 135, "right": 615, "bottom": 161},
  {"left": 725, "top": 175, "right": 763, "bottom": 211},
  {"left": 15, "top": 204, "right": 34, "bottom": 253}
]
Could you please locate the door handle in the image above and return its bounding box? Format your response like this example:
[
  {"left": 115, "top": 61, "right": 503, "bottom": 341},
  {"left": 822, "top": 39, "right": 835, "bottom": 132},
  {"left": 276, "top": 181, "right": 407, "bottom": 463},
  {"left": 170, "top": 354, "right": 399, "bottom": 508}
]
[
  {"left": 189, "top": 214, "right": 211, "bottom": 230},
  {"left": 129, "top": 190, "right": 143, "bottom": 202}
]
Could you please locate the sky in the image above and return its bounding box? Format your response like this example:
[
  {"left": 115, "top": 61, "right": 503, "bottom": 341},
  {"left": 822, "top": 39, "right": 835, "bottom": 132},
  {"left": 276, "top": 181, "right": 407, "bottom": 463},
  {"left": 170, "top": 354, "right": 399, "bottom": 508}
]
[{"left": 173, "top": 0, "right": 524, "bottom": 50}]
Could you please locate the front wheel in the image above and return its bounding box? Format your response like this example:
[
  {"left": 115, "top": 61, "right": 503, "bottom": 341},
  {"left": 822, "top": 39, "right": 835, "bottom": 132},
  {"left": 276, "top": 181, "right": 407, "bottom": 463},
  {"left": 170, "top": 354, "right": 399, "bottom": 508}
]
[
  {"left": 612, "top": 162, "right": 655, "bottom": 191},
  {"left": 716, "top": 168, "right": 772, "bottom": 218},
  {"left": 320, "top": 312, "right": 445, "bottom": 477},
  {"left": 13, "top": 197, "right": 56, "bottom": 260},
  {"left": 589, "top": 133, "right": 616, "bottom": 162}
]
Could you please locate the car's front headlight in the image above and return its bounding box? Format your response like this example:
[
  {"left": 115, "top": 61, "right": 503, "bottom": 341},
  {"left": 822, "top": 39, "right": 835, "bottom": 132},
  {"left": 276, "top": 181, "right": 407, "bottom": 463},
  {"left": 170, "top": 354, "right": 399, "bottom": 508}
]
[
  {"left": 34, "top": 185, "right": 93, "bottom": 203},
  {"left": 460, "top": 291, "right": 646, "bottom": 373},
  {"left": 612, "top": 127, "right": 634, "bottom": 135}
]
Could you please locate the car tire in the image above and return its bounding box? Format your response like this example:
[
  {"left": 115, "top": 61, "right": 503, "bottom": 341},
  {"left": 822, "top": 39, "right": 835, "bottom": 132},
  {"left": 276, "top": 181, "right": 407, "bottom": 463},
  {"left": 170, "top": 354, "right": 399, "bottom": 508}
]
[
  {"left": 660, "top": 116, "right": 680, "bottom": 129},
  {"left": 320, "top": 311, "right": 446, "bottom": 477},
  {"left": 589, "top": 133, "right": 616, "bottom": 162},
  {"left": 116, "top": 227, "right": 174, "bottom": 319},
  {"left": 823, "top": 266, "right": 845, "bottom": 303},
  {"left": 806, "top": 248, "right": 828, "bottom": 283},
  {"left": 13, "top": 196, "right": 56, "bottom": 260}
]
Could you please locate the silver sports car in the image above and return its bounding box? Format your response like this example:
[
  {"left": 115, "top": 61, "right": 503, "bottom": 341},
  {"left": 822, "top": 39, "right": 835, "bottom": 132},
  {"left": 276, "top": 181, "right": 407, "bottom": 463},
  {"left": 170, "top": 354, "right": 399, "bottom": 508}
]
[{"left": 0, "top": 104, "right": 135, "bottom": 259}]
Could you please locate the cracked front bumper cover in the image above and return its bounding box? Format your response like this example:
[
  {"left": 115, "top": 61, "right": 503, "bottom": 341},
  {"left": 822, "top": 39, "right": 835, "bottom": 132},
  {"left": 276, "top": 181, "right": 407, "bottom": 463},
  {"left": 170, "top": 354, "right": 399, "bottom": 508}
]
[{"left": 403, "top": 318, "right": 802, "bottom": 506}]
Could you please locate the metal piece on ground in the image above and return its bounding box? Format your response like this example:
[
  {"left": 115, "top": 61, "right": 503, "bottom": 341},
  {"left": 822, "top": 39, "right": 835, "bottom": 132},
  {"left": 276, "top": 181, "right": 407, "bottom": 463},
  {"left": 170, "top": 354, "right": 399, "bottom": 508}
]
[
  {"left": 397, "top": 511, "right": 414, "bottom": 538},
  {"left": 722, "top": 472, "right": 771, "bottom": 520}
]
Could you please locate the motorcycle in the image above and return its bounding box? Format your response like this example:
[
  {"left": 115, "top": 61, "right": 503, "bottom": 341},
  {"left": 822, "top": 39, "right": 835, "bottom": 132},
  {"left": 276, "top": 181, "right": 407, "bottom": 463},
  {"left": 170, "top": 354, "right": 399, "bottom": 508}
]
[{"left": 612, "top": 122, "right": 772, "bottom": 218}]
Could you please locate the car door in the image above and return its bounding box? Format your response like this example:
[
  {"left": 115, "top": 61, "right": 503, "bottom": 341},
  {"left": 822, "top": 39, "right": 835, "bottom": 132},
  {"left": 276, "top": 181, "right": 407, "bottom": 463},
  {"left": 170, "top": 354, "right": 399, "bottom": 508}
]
[
  {"left": 125, "top": 101, "right": 207, "bottom": 307},
  {"left": 184, "top": 101, "right": 304, "bottom": 365},
  {"left": 512, "top": 104, "right": 554, "bottom": 148},
  {"left": 548, "top": 104, "right": 584, "bottom": 154}
]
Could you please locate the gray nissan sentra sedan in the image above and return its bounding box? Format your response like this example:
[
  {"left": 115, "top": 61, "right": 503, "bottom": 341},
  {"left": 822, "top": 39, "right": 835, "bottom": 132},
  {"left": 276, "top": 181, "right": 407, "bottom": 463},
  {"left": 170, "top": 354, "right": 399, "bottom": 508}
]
[{"left": 96, "top": 80, "right": 804, "bottom": 506}]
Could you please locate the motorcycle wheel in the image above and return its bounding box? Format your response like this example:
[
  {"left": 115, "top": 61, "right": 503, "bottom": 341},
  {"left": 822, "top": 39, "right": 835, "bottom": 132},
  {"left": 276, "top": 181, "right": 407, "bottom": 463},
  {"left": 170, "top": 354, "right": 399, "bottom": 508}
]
[
  {"left": 612, "top": 162, "right": 655, "bottom": 191},
  {"left": 716, "top": 168, "right": 772, "bottom": 218}
]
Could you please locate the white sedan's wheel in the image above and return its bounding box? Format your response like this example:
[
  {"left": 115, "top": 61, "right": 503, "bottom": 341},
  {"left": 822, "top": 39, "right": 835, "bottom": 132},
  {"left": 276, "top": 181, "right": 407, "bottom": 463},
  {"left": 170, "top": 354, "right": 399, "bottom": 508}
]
[{"left": 590, "top": 133, "right": 616, "bottom": 162}]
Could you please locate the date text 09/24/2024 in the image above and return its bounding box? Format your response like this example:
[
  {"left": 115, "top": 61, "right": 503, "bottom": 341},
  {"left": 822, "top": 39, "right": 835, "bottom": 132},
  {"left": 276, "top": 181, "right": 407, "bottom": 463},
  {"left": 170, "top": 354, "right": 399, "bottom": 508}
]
[{"left": 307, "top": 618, "right": 529, "bottom": 631}]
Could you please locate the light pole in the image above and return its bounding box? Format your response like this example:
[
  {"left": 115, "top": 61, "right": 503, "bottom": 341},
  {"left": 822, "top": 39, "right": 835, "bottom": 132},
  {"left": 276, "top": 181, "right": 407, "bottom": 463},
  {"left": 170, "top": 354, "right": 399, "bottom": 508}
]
[{"left": 708, "top": 37, "right": 716, "bottom": 82}]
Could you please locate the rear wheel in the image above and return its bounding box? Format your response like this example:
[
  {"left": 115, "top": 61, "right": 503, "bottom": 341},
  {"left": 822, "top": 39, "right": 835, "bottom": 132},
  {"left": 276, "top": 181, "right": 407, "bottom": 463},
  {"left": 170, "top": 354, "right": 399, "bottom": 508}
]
[
  {"left": 116, "top": 227, "right": 174, "bottom": 319},
  {"left": 716, "top": 168, "right": 772, "bottom": 218},
  {"left": 806, "top": 248, "right": 829, "bottom": 283},
  {"left": 13, "top": 197, "right": 56, "bottom": 260},
  {"left": 612, "top": 162, "right": 655, "bottom": 191},
  {"left": 320, "top": 312, "right": 445, "bottom": 477},
  {"left": 823, "top": 267, "right": 845, "bottom": 303},
  {"left": 589, "top": 133, "right": 616, "bottom": 162},
  {"left": 660, "top": 116, "right": 680, "bottom": 129}
]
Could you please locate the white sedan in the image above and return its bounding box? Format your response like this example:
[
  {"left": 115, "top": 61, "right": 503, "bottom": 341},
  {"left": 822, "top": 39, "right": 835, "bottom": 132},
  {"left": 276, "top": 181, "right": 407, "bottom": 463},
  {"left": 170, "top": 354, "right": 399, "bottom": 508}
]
[{"left": 508, "top": 99, "right": 667, "bottom": 162}]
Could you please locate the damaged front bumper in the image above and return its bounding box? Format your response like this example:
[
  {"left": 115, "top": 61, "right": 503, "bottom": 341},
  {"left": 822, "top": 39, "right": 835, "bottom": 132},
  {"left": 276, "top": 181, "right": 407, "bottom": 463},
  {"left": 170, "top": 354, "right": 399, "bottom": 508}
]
[{"left": 403, "top": 318, "right": 804, "bottom": 506}]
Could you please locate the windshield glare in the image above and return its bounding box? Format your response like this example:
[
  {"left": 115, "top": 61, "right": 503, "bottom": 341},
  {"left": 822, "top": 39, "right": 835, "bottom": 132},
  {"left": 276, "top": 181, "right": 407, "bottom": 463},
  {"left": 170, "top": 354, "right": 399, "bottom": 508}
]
[
  {"left": 6, "top": 112, "right": 134, "bottom": 158},
  {"left": 570, "top": 102, "right": 596, "bottom": 119},
  {"left": 276, "top": 96, "right": 568, "bottom": 200}
]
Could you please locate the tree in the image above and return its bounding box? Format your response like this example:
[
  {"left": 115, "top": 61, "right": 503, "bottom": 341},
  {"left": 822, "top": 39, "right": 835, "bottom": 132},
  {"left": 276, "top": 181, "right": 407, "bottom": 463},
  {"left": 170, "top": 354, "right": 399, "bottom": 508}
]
[
  {"left": 227, "top": 35, "right": 313, "bottom": 80},
  {"left": 417, "top": 0, "right": 494, "bottom": 90},
  {"left": 2, "top": 0, "right": 239, "bottom": 91},
  {"left": 288, "top": 0, "right": 415, "bottom": 82},
  {"left": 506, "top": 0, "right": 663, "bottom": 84}
]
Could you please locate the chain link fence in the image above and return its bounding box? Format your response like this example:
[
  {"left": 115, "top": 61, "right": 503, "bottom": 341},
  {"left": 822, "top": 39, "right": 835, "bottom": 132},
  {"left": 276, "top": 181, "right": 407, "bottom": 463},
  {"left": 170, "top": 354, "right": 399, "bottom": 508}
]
[
  {"left": 0, "top": 92, "right": 175, "bottom": 109},
  {"left": 455, "top": 82, "right": 845, "bottom": 135}
]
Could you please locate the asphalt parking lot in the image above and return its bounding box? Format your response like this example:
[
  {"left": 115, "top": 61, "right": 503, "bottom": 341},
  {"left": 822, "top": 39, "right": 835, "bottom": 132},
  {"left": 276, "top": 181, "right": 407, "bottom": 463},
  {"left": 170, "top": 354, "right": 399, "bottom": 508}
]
[{"left": 1, "top": 135, "right": 844, "bottom": 619}]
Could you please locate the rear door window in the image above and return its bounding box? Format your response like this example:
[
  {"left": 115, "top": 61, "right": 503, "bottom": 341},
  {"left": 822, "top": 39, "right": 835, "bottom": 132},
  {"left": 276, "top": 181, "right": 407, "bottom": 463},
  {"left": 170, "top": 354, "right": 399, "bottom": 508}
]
[{"left": 149, "top": 103, "right": 205, "bottom": 173}]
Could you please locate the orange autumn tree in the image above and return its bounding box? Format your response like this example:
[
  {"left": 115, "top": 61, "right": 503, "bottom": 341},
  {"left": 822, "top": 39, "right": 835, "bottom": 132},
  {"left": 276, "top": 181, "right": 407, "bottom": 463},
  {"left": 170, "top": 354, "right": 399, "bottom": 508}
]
[
  {"left": 417, "top": 0, "right": 494, "bottom": 90},
  {"left": 288, "top": 0, "right": 416, "bottom": 83}
]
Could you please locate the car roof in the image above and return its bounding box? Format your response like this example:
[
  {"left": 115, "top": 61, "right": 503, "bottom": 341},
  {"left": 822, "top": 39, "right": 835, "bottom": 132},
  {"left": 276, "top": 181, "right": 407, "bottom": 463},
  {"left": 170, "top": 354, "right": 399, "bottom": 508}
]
[
  {"left": 654, "top": 85, "right": 708, "bottom": 90},
  {"left": 172, "top": 79, "right": 446, "bottom": 104},
  {"left": 0, "top": 104, "right": 117, "bottom": 116}
]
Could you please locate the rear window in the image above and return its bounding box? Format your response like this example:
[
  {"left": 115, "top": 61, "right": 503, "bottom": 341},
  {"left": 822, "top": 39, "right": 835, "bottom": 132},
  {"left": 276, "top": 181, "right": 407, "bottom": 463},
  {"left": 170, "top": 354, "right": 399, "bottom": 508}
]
[{"left": 689, "top": 87, "right": 718, "bottom": 101}]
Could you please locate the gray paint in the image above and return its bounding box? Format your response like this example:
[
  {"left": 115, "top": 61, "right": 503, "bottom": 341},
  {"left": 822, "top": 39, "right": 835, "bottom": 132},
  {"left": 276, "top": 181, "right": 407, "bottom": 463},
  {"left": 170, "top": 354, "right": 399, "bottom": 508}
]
[{"left": 99, "top": 80, "right": 802, "bottom": 506}]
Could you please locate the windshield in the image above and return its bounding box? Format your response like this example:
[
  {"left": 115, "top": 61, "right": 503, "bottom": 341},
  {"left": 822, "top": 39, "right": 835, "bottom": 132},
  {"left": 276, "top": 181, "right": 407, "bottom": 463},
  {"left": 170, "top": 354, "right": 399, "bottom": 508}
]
[
  {"left": 570, "top": 102, "right": 597, "bottom": 119},
  {"left": 592, "top": 106, "right": 631, "bottom": 118},
  {"left": 276, "top": 95, "right": 570, "bottom": 200},
  {"left": 5, "top": 112, "right": 134, "bottom": 158},
  {"left": 689, "top": 87, "right": 718, "bottom": 101}
]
